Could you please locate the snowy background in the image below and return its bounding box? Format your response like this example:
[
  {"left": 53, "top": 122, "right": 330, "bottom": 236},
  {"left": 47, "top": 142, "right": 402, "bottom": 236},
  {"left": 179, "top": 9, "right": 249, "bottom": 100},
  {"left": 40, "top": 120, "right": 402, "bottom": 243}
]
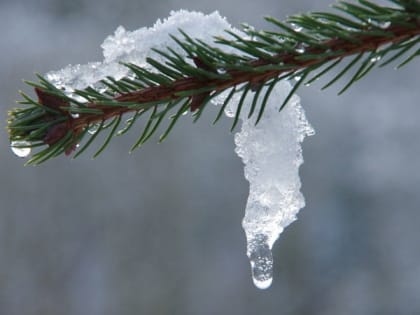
[{"left": 1, "top": 0, "right": 420, "bottom": 314}]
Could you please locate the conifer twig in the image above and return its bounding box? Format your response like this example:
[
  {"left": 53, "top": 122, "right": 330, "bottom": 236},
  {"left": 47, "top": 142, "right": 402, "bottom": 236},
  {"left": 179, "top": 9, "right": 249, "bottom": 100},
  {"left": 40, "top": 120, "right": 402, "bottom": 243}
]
[{"left": 8, "top": 0, "right": 420, "bottom": 164}]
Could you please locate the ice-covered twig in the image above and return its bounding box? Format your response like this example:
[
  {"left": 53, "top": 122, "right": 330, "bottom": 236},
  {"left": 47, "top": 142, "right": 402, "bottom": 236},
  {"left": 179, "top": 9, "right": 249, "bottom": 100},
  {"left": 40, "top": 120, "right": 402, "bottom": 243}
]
[
  {"left": 8, "top": 1, "right": 419, "bottom": 165},
  {"left": 218, "top": 80, "right": 314, "bottom": 288}
]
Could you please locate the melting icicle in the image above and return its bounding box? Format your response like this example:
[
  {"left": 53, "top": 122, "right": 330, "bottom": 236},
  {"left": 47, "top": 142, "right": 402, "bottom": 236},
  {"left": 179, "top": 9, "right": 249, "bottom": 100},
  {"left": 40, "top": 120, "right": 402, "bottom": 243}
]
[
  {"left": 11, "top": 140, "right": 31, "bottom": 158},
  {"left": 222, "top": 80, "right": 314, "bottom": 289}
]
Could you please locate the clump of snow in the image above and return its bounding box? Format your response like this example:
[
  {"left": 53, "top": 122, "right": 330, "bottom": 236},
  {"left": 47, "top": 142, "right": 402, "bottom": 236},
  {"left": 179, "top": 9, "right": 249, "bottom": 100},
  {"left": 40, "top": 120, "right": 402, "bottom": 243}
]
[
  {"left": 222, "top": 81, "right": 314, "bottom": 289},
  {"left": 43, "top": 10, "right": 313, "bottom": 289},
  {"left": 45, "top": 10, "right": 237, "bottom": 91}
]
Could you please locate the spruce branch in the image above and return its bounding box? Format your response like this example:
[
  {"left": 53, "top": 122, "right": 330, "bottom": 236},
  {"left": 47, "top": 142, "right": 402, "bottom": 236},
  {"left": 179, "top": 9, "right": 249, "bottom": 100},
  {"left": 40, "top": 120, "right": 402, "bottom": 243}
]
[{"left": 8, "top": 0, "right": 420, "bottom": 165}]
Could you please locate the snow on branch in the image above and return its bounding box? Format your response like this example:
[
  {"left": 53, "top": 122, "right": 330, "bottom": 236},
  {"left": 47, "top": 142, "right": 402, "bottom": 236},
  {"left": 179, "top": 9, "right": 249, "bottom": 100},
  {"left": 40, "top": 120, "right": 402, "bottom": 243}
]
[{"left": 7, "top": 0, "right": 420, "bottom": 288}]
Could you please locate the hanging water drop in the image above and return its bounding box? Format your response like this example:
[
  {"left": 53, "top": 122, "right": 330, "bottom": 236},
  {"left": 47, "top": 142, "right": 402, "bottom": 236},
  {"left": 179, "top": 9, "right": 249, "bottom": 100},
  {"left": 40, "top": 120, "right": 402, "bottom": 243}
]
[
  {"left": 295, "top": 42, "right": 308, "bottom": 55},
  {"left": 69, "top": 104, "right": 81, "bottom": 119},
  {"left": 370, "top": 55, "right": 381, "bottom": 63},
  {"left": 225, "top": 106, "right": 235, "bottom": 118},
  {"left": 368, "top": 18, "right": 391, "bottom": 29},
  {"left": 295, "top": 46, "right": 305, "bottom": 54},
  {"left": 10, "top": 140, "right": 31, "bottom": 158},
  {"left": 68, "top": 92, "right": 86, "bottom": 103},
  {"left": 92, "top": 82, "right": 108, "bottom": 94},
  {"left": 290, "top": 23, "right": 302, "bottom": 32},
  {"left": 88, "top": 123, "right": 100, "bottom": 134},
  {"left": 379, "top": 21, "right": 391, "bottom": 29},
  {"left": 247, "top": 234, "right": 274, "bottom": 289}
]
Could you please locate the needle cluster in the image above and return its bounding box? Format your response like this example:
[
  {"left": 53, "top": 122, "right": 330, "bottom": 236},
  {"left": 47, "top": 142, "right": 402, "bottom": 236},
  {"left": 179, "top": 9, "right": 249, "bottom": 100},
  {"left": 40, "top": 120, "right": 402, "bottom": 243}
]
[{"left": 7, "top": 0, "right": 419, "bottom": 165}]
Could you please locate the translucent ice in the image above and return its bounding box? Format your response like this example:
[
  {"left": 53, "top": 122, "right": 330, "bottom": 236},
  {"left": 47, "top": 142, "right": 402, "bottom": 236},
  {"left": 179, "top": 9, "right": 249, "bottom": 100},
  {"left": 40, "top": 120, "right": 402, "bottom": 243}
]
[{"left": 225, "top": 80, "right": 314, "bottom": 289}]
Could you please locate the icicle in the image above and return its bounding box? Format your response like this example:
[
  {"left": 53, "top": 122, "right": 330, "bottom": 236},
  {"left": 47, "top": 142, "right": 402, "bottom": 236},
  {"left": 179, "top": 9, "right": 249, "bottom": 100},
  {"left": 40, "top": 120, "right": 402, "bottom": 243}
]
[{"left": 222, "top": 80, "right": 314, "bottom": 289}]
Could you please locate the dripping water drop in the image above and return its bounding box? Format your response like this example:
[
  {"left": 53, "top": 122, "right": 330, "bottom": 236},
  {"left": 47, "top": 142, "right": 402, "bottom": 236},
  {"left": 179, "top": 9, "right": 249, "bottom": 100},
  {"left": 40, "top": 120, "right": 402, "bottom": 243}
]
[
  {"left": 247, "top": 234, "right": 274, "bottom": 290},
  {"left": 368, "top": 18, "right": 391, "bottom": 29},
  {"left": 88, "top": 123, "right": 100, "bottom": 134},
  {"left": 290, "top": 23, "right": 302, "bottom": 32},
  {"left": 370, "top": 55, "right": 381, "bottom": 63},
  {"left": 379, "top": 21, "right": 391, "bottom": 29},
  {"left": 68, "top": 93, "right": 86, "bottom": 103},
  {"left": 295, "top": 46, "right": 305, "bottom": 54},
  {"left": 10, "top": 140, "right": 31, "bottom": 158}
]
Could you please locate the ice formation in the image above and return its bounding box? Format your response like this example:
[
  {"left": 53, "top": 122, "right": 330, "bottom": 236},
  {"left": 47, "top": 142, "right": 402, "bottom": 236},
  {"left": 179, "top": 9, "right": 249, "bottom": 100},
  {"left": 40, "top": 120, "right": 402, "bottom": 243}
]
[
  {"left": 39, "top": 10, "right": 313, "bottom": 289},
  {"left": 221, "top": 83, "right": 314, "bottom": 289}
]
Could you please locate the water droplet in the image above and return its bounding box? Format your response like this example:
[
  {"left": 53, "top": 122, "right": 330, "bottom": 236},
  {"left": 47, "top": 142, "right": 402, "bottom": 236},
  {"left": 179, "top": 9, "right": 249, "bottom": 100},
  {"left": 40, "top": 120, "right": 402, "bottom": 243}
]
[
  {"left": 92, "top": 82, "right": 108, "bottom": 94},
  {"left": 69, "top": 104, "right": 81, "bottom": 119},
  {"left": 370, "top": 55, "right": 381, "bottom": 63},
  {"left": 379, "top": 21, "right": 391, "bottom": 29},
  {"left": 68, "top": 93, "right": 86, "bottom": 103},
  {"left": 305, "top": 125, "right": 316, "bottom": 137},
  {"left": 295, "top": 42, "right": 308, "bottom": 54},
  {"left": 224, "top": 107, "right": 235, "bottom": 118},
  {"left": 247, "top": 234, "right": 274, "bottom": 290},
  {"left": 88, "top": 123, "right": 100, "bottom": 135},
  {"left": 294, "top": 75, "right": 302, "bottom": 81},
  {"left": 295, "top": 46, "right": 305, "bottom": 54},
  {"left": 368, "top": 18, "right": 391, "bottom": 29},
  {"left": 290, "top": 23, "right": 302, "bottom": 32},
  {"left": 10, "top": 140, "right": 31, "bottom": 158}
]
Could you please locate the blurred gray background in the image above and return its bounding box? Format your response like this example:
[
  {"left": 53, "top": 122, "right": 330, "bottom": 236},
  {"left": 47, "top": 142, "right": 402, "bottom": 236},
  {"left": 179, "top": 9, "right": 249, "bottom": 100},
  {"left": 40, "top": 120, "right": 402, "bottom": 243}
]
[{"left": 1, "top": 0, "right": 420, "bottom": 314}]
